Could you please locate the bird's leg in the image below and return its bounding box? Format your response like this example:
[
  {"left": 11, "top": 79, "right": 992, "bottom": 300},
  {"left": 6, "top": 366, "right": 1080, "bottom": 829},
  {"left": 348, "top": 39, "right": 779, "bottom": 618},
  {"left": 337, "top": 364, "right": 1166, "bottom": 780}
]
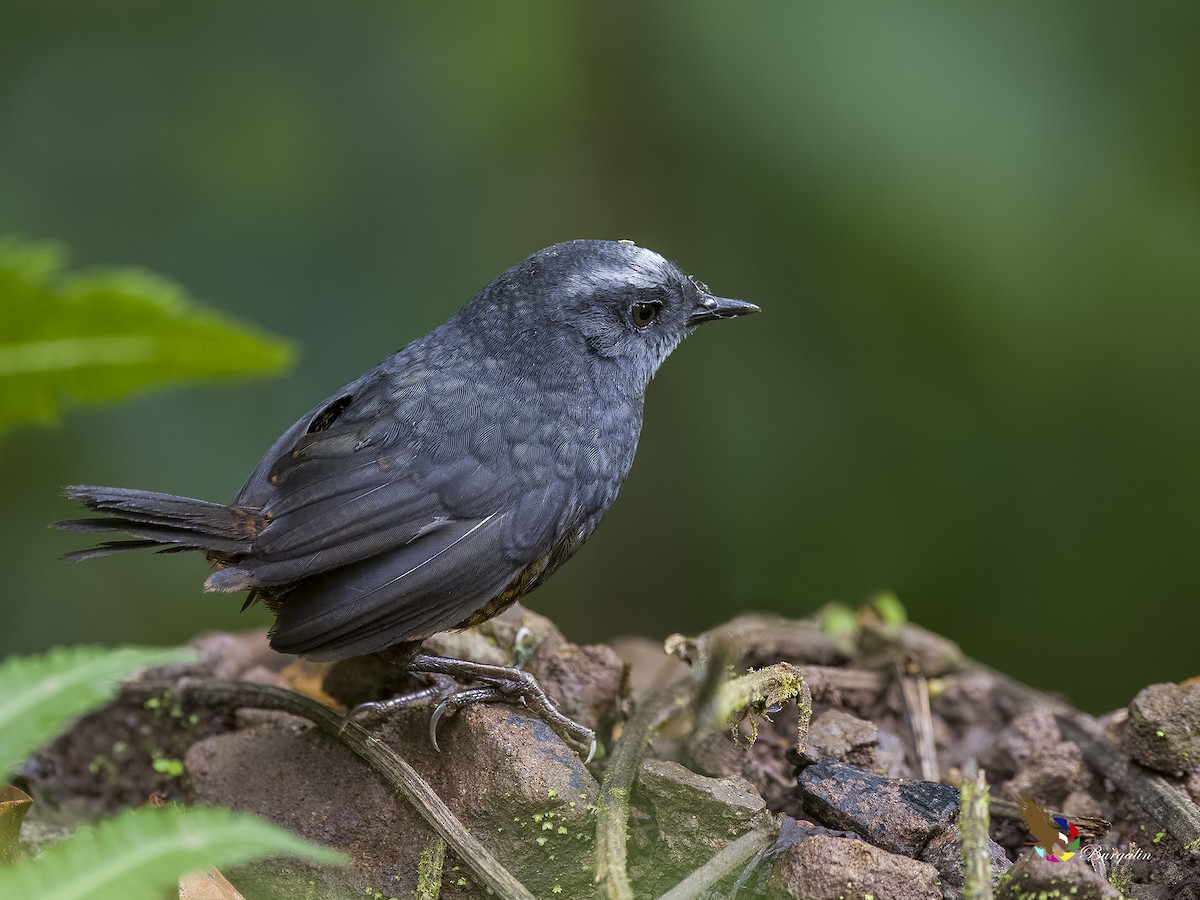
[{"left": 407, "top": 652, "right": 597, "bottom": 764}]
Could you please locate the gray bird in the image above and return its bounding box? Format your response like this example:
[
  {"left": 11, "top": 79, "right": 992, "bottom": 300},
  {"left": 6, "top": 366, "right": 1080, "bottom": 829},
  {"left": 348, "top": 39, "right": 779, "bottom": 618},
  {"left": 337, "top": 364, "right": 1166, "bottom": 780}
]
[{"left": 59, "top": 239, "right": 759, "bottom": 758}]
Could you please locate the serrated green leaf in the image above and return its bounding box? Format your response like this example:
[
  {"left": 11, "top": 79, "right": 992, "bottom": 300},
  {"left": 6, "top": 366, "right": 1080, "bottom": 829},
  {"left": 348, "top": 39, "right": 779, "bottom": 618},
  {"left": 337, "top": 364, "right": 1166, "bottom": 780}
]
[
  {"left": 0, "top": 805, "right": 345, "bottom": 900},
  {"left": 0, "top": 645, "right": 195, "bottom": 783},
  {"left": 0, "top": 236, "right": 296, "bottom": 433}
]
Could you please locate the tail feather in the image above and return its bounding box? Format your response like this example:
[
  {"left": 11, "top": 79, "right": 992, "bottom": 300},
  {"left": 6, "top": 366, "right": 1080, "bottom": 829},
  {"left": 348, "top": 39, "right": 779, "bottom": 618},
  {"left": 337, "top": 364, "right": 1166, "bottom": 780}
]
[
  {"left": 62, "top": 539, "right": 173, "bottom": 561},
  {"left": 57, "top": 485, "right": 261, "bottom": 558}
]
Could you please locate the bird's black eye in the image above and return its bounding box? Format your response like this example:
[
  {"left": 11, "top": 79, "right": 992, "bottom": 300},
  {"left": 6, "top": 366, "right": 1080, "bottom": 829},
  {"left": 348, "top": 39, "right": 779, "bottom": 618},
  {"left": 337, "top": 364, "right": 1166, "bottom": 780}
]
[{"left": 630, "top": 301, "right": 661, "bottom": 328}]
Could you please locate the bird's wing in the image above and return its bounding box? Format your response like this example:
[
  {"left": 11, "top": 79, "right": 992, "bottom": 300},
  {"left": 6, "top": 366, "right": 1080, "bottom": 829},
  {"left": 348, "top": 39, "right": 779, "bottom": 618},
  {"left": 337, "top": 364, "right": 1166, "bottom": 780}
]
[
  {"left": 209, "top": 364, "right": 578, "bottom": 659},
  {"left": 266, "top": 478, "right": 571, "bottom": 660},
  {"left": 1017, "top": 796, "right": 1061, "bottom": 848}
]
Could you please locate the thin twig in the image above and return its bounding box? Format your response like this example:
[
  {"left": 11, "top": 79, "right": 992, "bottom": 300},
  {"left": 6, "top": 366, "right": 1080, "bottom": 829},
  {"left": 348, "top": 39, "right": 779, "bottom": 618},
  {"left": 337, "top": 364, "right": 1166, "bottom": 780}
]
[
  {"left": 125, "top": 679, "right": 536, "bottom": 900},
  {"left": 959, "top": 766, "right": 993, "bottom": 900},
  {"left": 897, "top": 665, "right": 937, "bottom": 780},
  {"left": 594, "top": 678, "right": 693, "bottom": 899}
]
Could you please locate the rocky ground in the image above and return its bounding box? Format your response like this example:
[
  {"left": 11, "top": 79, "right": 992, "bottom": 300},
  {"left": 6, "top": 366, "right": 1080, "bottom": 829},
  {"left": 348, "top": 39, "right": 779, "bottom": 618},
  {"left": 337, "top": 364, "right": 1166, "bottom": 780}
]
[{"left": 17, "top": 602, "right": 1200, "bottom": 899}]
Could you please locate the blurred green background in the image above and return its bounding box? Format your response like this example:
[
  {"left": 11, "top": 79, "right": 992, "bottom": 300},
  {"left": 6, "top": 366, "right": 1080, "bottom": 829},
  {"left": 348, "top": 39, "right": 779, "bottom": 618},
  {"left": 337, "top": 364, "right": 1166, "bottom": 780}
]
[{"left": 2, "top": 2, "right": 1197, "bottom": 713}]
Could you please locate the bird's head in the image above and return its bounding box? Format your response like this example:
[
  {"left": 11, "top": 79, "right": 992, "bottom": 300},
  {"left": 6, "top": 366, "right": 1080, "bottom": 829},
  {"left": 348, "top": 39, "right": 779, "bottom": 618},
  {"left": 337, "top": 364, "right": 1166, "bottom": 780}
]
[{"left": 464, "top": 239, "right": 759, "bottom": 394}]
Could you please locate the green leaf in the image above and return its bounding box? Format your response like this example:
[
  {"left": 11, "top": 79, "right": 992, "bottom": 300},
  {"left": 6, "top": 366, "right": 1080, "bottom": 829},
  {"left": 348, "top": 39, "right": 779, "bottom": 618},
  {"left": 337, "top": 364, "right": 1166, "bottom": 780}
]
[
  {"left": 869, "top": 590, "right": 908, "bottom": 626},
  {"left": 0, "top": 645, "right": 195, "bottom": 783},
  {"left": 0, "top": 236, "right": 295, "bottom": 433},
  {"left": 0, "top": 805, "right": 345, "bottom": 900}
]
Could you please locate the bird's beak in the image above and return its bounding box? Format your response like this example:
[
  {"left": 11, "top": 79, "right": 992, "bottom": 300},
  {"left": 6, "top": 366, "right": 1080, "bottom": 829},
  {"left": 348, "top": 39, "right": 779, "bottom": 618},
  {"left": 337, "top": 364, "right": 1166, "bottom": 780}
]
[{"left": 689, "top": 293, "right": 761, "bottom": 326}]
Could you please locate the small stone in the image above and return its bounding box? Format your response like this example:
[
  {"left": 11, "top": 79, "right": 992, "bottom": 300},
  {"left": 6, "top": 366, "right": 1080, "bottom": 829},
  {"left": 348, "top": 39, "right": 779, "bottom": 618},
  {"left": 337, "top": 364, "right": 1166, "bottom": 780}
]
[
  {"left": 919, "top": 825, "right": 1012, "bottom": 897},
  {"left": 686, "top": 729, "right": 747, "bottom": 779},
  {"left": 1000, "top": 741, "right": 1089, "bottom": 806},
  {"left": 637, "top": 759, "right": 767, "bottom": 828},
  {"left": 806, "top": 710, "right": 878, "bottom": 766},
  {"left": 995, "top": 852, "right": 1121, "bottom": 900},
  {"left": 797, "top": 759, "right": 959, "bottom": 856},
  {"left": 427, "top": 602, "right": 567, "bottom": 666},
  {"left": 981, "top": 708, "right": 1089, "bottom": 803},
  {"left": 186, "top": 629, "right": 278, "bottom": 679},
  {"left": 767, "top": 834, "right": 942, "bottom": 900},
  {"left": 1125, "top": 683, "right": 1200, "bottom": 775},
  {"left": 630, "top": 760, "right": 769, "bottom": 895}
]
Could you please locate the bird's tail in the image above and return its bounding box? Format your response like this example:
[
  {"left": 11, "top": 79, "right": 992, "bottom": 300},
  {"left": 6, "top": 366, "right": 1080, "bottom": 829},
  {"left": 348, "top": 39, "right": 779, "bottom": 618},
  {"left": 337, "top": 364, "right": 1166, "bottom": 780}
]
[{"left": 56, "top": 485, "right": 262, "bottom": 561}]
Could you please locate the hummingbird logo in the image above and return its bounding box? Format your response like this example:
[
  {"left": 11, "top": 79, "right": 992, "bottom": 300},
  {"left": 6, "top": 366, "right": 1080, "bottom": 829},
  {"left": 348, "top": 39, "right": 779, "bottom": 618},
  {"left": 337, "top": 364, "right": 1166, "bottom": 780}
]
[{"left": 1017, "top": 796, "right": 1082, "bottom": 862}]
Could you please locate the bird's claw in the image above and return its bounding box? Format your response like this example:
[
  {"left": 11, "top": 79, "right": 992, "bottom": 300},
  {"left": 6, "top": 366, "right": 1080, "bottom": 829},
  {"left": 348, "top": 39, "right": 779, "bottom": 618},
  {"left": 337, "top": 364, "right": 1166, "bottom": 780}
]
[
  {"left": 348, "top": 699, "right": 387, "bottom": 721},
  {"left": 423, "top": 683, "right": 595, "bottom": 762},
  {"left": 345, "top": 675, "right": 455, "bottom": 722},
  {"left": 428, "top": 685, "right": 505, "bottom": 752},
  {"left": 429, "top": 700, "right": 447, "bottom": 752}
]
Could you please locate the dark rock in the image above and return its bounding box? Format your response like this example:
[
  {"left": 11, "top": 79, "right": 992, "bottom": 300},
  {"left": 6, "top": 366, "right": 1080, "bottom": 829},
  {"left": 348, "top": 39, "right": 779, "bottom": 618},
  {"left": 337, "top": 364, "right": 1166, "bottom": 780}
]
[
  {"left": 798, "top": 759, "right": 960, "bottom": 856},
  {"left": 767, "top": 834, "right": 943, "bottom": 900},
  {"left": 919, "top": 825, "right": 1012, "bottom": 899},
  {"left": 995, "top": 852, "right": 1121, "bottom": 900},
  {"left": 806, "top": 710, "right": 879, "bottom": 766},
  {"left": 1125, "top": 683, "right": 1200, "bottom": 776}
]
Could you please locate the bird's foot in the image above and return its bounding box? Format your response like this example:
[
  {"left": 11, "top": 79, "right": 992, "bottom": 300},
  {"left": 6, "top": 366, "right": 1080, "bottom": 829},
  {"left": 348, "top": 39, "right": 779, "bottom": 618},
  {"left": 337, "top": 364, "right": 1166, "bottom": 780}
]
[
  {"left": 348, "top": 673, "right": 458, "bottom": 720},
  {"left": 407, "top": 652, "right": 597, "bottom": 763}
]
